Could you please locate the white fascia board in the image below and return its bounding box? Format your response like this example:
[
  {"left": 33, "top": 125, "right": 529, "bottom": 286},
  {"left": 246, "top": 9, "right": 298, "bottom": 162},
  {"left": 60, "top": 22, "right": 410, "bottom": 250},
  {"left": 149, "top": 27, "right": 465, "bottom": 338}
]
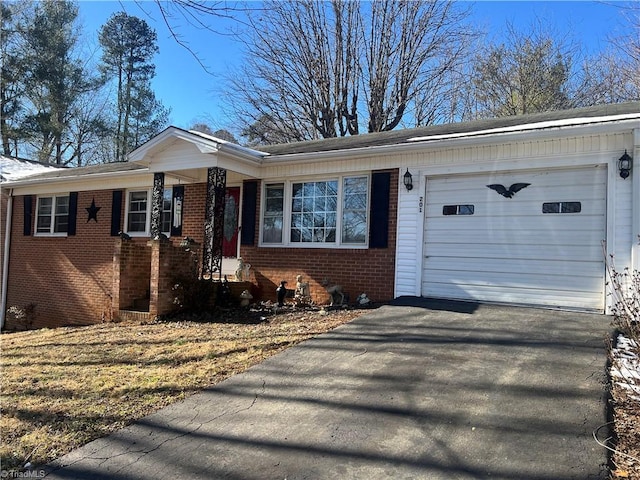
[
  {"left": 196, "top": 133, "right": 267, "bottom": 159},
  {"left": 4, "top": 169, "right": 152, "bottom": 195},
  {"left": 216, "top": 155, "right": 262, "bottom": 178},
  {"left": 143, "top": 149, "right": 262, "bottom": 178},
  {"left": 263, "top": 117, "right": 640, "bottom": 165}
]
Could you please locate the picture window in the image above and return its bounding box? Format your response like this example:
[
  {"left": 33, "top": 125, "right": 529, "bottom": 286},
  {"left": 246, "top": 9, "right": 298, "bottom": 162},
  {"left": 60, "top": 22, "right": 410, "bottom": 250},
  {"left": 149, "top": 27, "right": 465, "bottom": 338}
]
[{"left": 262, "top": 175, "right": 369, "bottom": 247}]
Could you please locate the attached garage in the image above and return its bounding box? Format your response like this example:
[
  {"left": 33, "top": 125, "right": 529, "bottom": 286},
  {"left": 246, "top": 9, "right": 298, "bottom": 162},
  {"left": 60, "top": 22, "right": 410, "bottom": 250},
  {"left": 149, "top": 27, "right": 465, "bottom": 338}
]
[{"left": 421, "top": 166, "right": 608, "bottom": 310}]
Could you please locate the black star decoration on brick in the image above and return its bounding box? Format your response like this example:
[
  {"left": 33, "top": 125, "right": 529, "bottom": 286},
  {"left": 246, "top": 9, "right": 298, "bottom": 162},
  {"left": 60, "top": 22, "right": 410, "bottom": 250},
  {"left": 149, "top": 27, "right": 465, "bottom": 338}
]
[{"left": 86, "top": 197, "right": 101, "bottom": 223}]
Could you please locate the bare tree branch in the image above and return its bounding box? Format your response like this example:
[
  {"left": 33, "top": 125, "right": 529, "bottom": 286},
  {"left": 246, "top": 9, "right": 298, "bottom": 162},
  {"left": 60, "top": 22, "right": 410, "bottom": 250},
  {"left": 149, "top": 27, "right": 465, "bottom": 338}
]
[{"left": 225, "top": 0, "right": 475, "bottom": 144}]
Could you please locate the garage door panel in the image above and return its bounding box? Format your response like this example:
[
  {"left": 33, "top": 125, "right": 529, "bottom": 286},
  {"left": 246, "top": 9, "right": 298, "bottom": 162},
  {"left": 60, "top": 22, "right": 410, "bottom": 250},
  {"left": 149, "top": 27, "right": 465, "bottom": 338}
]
[
  {"left": 424, "top": 244, "right": 601, "bottom": 262},
  {"left": 422, "top": 167, "right": 606, "bottom": 310},
  {"left": 424, "top": 172, "right": 605, "bottom": 192},
  {"left": 425, "top": 185, "right": 606, "bottom": 205},
  {"left": 425, "top": 229, "right": 603, "bottom": 246},
  {"left": 424, "top": 257, "right": 605, "bottom": 277},
  {"left": 423, "top": 283, "right": 603, "bottom": 310},
  {"left": 426, "top": 216, "right": 605, "bottom": 233},
  {"left": 425, "top": 199, "right": 605, "bottom": 217},
  {"left": 422, "top": 269, "right": 603, "bottom": 292}
]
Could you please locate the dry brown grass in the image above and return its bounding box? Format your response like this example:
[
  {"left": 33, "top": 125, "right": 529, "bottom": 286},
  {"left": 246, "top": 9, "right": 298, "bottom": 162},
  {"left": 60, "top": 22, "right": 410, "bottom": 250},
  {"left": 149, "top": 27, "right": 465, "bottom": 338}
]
[{"left": 0, "top": 308, "right": 365, "bottom": 471}]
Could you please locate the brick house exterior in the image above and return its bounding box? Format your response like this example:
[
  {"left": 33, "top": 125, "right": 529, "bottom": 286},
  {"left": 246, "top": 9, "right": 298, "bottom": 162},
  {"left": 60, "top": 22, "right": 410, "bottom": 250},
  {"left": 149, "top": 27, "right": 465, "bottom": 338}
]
[
  {"left": 2, "top": 103, "right": 639, "bottom": 329},
  {"left": 1, "top": 156, "right": 398, "bottom": 329}
]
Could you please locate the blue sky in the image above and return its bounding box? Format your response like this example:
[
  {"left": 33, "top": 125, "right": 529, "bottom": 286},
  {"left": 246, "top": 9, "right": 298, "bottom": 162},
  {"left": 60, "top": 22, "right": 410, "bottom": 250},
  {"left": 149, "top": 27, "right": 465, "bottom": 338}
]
[{"left": 77, "top": 1, "right": 628, "bottom": 132}]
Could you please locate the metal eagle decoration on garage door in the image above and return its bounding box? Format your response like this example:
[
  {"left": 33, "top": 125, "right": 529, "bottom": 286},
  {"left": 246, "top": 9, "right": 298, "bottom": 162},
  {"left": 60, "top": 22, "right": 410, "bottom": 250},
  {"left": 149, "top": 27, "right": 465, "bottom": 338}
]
[{"left": 486, "top": 183, "right": 531, "bottom": 198}]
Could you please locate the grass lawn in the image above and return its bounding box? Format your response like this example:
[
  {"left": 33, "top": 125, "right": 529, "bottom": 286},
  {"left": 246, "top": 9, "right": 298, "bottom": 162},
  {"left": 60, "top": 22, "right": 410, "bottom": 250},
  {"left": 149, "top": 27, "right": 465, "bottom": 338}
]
[{"left": 0, "top": 308, "right": 364, "bottom": 471}]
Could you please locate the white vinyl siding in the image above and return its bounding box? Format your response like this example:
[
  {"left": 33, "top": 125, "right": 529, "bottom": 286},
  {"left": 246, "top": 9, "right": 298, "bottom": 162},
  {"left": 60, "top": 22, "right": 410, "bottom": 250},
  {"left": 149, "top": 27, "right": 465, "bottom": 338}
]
[{"left": 421, "top": 167, "right": 607, "bottom": 310}]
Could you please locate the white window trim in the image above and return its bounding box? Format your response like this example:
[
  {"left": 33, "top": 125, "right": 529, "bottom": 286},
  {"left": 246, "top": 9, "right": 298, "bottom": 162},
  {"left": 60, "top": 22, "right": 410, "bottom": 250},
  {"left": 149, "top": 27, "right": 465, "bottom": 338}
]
[
  {"left": 34, "top": 194, "right": 70, "bottom": 237},
  {"left": 124, "top": 189, "right": 151, "bottom": 237},
  {"left": 124, "top": 188, "right": 174, "bottom": 237},
  {"left": 259, "top": 174, "right": 370, "bottom": 249},
  {"left": 160, "top": 188, "right": 174, "bottom": 237}
]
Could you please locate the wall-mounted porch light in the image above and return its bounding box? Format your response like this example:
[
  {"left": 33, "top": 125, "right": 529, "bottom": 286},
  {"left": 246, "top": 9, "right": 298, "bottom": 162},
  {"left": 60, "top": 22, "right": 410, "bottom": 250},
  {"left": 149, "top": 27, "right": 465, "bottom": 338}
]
[
  {"left": 618, "top": 150, "right": 632, "bottom": 179},
  {"left": 403, "top": 168, "right": 413, "bottom": 191}
]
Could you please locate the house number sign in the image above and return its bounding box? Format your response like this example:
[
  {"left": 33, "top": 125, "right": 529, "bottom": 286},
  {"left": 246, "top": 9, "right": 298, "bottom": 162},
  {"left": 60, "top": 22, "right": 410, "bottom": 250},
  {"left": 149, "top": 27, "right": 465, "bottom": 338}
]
[{"left": 419, "top": 196, "right": 423, "bottom": 213}]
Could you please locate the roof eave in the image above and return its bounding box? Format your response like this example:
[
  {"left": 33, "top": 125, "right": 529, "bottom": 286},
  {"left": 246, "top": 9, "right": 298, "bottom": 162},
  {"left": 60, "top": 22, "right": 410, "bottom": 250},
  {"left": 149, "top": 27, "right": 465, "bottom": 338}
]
[
  {"left": 1, "top": 166, "right": 150, "bottom": 188},
  {"left": 263, "top": 115, "right": 640, "bottom": 164}
]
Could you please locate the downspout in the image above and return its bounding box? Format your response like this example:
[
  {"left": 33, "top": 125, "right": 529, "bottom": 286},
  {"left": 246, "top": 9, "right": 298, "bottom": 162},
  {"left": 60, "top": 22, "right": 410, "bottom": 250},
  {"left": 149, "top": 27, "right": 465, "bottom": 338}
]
[
  {"left": 632, "top": 128, "right": 640, "bottom": 272},
  {"left": 1, "top": 188, "right": 14, "bottom": 329}
]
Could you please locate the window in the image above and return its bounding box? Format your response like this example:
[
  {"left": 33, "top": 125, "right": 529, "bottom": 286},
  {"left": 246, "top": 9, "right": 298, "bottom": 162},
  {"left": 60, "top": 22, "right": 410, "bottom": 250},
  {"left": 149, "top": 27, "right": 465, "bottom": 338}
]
[
  {"left": 263, "top": 184, "right": 284, "bottom": 243},
  {"left": 342, "top": 177, "right": 368, "bottom": 243},
  {"left": 126, "top": 188, "right": 175, "bottom": 236},
  {"left": 443, "top": 204, "right": 474, "bottom": 216},
  {"left": 291, "top": 180, "right": 337, "bottom": 243},
  {"left": 542, "top": 202, "right": 581, "bottom": 214},
  {"left": 127, "top": 191, "right": 148, "bottom": 233},
  {"left": 262, "top": 175, "right": 369, "bottom": 247},
  {"left": 161, "top": 189, "right": 173, "bottom": 235},
  {"left": 36, "top": 195, "right": 69, "bottom": 235}
]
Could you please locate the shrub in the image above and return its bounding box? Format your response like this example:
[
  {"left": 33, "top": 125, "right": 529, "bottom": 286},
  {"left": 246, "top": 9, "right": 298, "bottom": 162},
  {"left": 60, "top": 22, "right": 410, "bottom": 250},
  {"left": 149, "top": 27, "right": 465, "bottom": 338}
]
[
  {"left": 171, "top": 275, "right": 216, "bottom": 313},
  {"left": 605, "top": 243, "right": 639, "bottom": 352}
]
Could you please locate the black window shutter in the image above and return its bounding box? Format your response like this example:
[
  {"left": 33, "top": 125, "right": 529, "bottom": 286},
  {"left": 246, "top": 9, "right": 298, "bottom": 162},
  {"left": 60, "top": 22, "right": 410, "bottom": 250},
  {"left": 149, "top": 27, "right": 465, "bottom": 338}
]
[
  {"left": 241, "top": 181, "right": 258, "bottom": 246},
  {"left": 23, "top": 195, "right": 33, "bottom": 236},
  {"left": 170, "top": 185, "right": 184, "bottom": 237},
  {"left": 369, "top": 172, "right": 390, "bottom": 248},
  {"left": 111, "top": 190, "right": 123, "bottom": 236},
  {"left": 67, "top": 192, "right": 78, "bottom": 235}
]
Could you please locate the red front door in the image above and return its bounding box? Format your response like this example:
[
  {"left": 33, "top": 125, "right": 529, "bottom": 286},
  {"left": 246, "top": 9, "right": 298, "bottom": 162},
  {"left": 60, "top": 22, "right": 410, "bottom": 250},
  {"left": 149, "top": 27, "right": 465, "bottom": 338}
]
[{"left": 223, "top": 187, "right": 240, "bottom": 257}]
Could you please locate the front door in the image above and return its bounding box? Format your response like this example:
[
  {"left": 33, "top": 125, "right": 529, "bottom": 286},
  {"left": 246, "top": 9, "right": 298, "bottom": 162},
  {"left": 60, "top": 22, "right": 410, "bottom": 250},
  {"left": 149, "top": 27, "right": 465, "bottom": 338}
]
[{"left": 223, "top": 187, "right": 240, "bottom": 257}]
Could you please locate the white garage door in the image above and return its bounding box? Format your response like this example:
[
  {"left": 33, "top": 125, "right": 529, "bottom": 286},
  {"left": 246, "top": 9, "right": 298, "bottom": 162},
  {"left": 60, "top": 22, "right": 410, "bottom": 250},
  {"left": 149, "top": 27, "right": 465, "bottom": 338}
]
[{"left": 422, "top": 166, "right": 607, "bottom": 310}]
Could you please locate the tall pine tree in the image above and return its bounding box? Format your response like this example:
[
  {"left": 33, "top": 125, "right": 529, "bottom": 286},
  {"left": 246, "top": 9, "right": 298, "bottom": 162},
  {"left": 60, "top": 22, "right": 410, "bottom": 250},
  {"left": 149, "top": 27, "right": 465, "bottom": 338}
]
[
  {"left": 99, "top": 12, "right": 168, "bottom": 161},
  {"left": 20, "top": 0, "right": 91, "bottom": 164}
]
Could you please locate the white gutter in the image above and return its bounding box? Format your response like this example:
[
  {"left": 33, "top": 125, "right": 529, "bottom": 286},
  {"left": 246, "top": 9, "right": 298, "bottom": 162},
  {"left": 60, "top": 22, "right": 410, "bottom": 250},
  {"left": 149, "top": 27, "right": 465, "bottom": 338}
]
[{"left": 1, "top": 189, "right": 13, "bottom": 329}]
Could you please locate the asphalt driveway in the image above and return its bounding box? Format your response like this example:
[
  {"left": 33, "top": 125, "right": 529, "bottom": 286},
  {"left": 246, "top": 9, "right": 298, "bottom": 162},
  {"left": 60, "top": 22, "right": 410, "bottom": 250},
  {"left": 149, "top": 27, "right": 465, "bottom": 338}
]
[{"left": 44, "top": 298, "right": 610, "bottom": 480}]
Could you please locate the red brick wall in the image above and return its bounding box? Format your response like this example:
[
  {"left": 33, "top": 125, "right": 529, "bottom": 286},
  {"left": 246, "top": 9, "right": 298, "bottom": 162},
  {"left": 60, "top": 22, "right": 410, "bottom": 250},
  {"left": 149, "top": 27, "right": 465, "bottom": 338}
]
[
  {"left": 113, "top": 238, "right": 151, "bottom": 311},
  {"left": 180, "top": 183, "right": 206, "bottom": 245},
  {"left": 3, "top": 170, "right": 398, "bottom": 329},
  {"left": 5, "top": 191, "right": 121, "bottom": 330},
  {"left": 240, "top": 170, "right": 398, "bottom": 305},
  {"left": 150, "top": 238, "right": 200, "bottom": 316}
]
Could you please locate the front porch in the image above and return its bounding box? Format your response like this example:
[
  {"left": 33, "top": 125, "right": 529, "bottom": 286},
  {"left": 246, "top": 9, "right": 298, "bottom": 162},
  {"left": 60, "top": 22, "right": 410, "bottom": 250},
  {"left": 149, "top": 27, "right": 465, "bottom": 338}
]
[
  {"left": 111, "top": 128, "right": 265, "bottom": 320},
  {"left": 112, "top": 236, "right": 257, "bottom": 321}
]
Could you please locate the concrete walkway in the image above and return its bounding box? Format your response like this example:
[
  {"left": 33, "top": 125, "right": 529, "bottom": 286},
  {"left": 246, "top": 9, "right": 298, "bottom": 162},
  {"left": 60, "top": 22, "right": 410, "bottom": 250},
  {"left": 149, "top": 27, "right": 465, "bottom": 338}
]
[{"left": 44, "top": 299, "right": 610, "bottom": 479}]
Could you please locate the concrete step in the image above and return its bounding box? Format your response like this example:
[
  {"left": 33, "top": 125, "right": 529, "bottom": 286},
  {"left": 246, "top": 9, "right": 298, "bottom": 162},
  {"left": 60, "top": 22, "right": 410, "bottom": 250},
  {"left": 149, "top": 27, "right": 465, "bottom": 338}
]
[{"left": 117, "top": 310, "right": 151, "bottom": 323}]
